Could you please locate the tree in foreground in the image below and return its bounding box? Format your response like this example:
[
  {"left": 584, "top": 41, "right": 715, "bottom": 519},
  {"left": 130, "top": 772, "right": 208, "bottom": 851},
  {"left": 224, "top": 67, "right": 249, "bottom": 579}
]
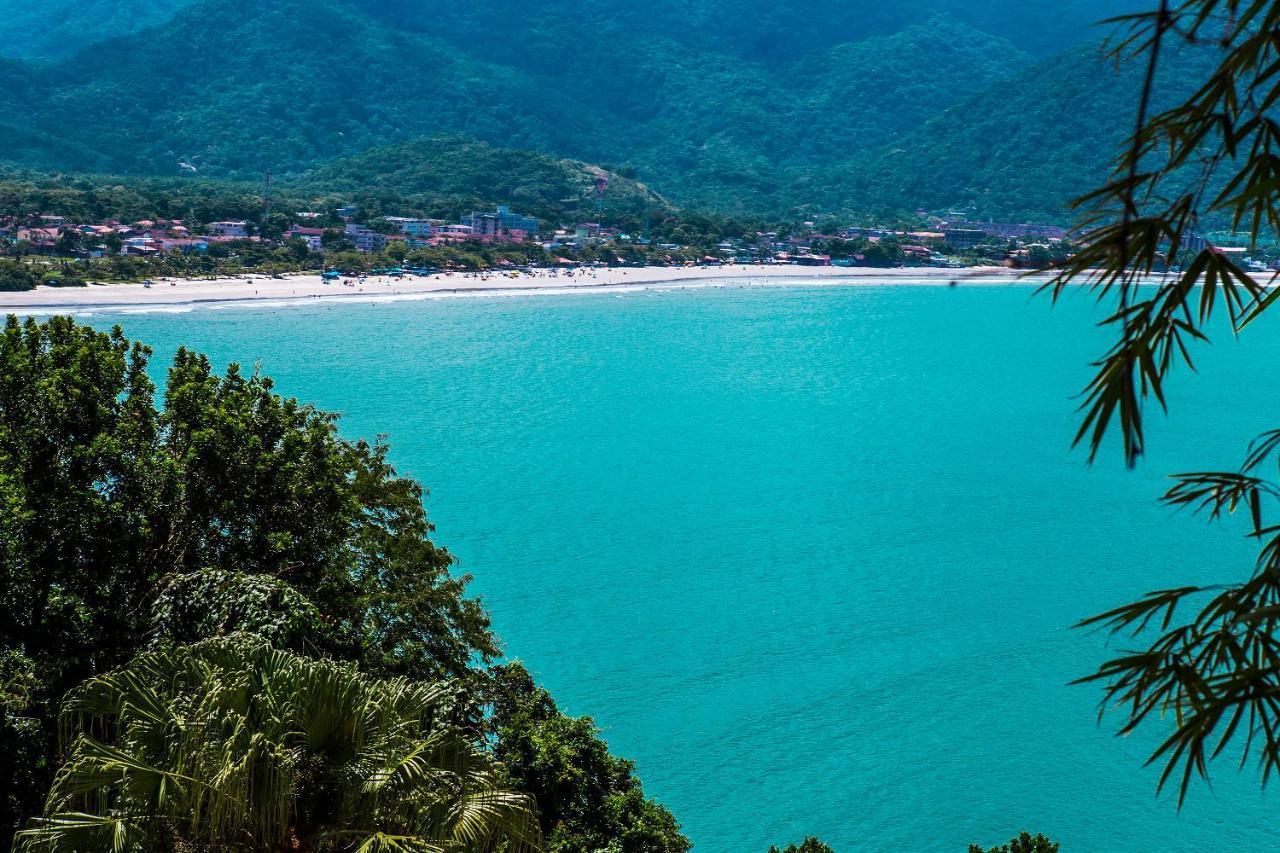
[
  {"left": 486, "top": 664, "right": 689, "bottom": 853},
  {"left": 1048, "top": 0, "right": 1280, "bottom": 804},
  {"left": 767, "top": 838, "right": 833, "bottom": 853},
  {"left": 968, "top": 833, "right": 1059, "bottom": 853},
  {"left": 762, "top": 834, "right": 1059, "bottom": 853},
  {"left": 0, "top": 314, "right": 496, "bottom": 837},
  {"left": 0, "top": 315, "right": 689, "bottom": 851},
  {"left": 15, "top": 636, "right": 538, "bottom": 853}
]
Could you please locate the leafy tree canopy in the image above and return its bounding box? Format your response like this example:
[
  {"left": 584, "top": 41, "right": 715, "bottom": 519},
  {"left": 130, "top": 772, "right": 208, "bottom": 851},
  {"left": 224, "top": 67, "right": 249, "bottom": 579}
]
[
  {"left": 486, "top": 663, "right": 689, "bottom": 853},
  {"left": 968, "top": 832, "right": 1060, "bottom": 853},
  {"left": 768, "top": 838, "right": 834, "bottom": 853}
]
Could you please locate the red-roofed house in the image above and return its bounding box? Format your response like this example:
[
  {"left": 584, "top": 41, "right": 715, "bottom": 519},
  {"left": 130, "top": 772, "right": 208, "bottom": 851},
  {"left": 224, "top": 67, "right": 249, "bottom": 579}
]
[
  {"left": 286, "top": 226, "right": 326, "bottom": 251},
  {"left": 17, "top": 227, "right": 60, "bottom": 253}
]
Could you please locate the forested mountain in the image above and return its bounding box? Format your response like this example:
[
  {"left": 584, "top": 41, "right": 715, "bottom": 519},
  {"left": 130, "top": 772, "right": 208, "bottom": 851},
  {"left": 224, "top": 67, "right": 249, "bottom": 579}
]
[
  {"left": 0, "top": 0, "right": 1130, "bottom": 64},
  {"left": 0, "top": 139, "right": 665, "bottom": 227},
  {"left": 829, "top": 41, "right": 1220, "bottom": 221},
  {"left": 293, "top": 137, "right": 668, "bottom": 220},
  {"left": 817, "top": 45, "right": 1146, "bottom": 221},
  {"left": 0, "top": 0, "right": 1149, "bottom": 218},
  {"left": 0, "top": 0, "right": 195, "bottom": 62}
]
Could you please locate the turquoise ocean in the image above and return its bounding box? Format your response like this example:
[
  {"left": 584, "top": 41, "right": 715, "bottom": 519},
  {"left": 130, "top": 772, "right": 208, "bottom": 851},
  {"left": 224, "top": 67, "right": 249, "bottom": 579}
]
[{"left": 68, "top": 281, "right": 1280, "bottom": 850}]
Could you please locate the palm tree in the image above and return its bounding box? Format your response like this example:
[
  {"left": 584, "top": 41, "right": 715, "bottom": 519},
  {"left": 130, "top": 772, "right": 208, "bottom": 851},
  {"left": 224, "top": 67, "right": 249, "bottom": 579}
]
[{"left": 14, "top": 637, "right": 539, "bottom": 852}]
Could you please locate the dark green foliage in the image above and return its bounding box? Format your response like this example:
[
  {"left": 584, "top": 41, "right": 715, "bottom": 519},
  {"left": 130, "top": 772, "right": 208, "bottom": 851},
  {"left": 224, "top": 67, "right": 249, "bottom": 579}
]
[
  {"left": 0, "top": 261, "right": 36, "bottom": 291},
  {"left": 40, "top": 275, "right": 85, "bottom": 288},
  {"left": 0, "top": 317, "right": 158, "bottom": 837},
  {"left": 968, "top": 832, "right": 1059, "bottom": 853},
  {"left": 769, "top": 837, "right": 834, "bottom": 853},
  {"left": 0, "top": 0, "right": 1134, "bottom": 65},
  {"left": 11, "top": 0, "right": 604, "bottom": 178},
  {"left": 0, "top": 170, "right": 283, "bottom": 224},
  {"left": 486, "top": 663, "right": 690, "bottom": 853},
  {"left": 837, "top": 40, "right": 1219, "bottom": 221},
  {"left": 0, "top": 649, "right": 39, "bottom": 846},
  {"left": 148, "top": 568, "right": 326, "bottom": 649}
]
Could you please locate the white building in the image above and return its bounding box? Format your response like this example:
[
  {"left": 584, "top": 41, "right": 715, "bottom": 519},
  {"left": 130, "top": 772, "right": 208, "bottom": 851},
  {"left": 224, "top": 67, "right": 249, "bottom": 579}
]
[
  {"left": 384, "top": 217, "right": 442, "bottom": 237},
  {"left": 208, "top": 221, "right": 249, "bottom": 238}
]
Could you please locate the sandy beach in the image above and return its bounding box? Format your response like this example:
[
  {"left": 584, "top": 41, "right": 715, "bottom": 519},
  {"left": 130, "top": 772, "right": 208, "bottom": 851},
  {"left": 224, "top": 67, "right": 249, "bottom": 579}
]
[{"left": 0, "top": 264, "right": 1030, "bottom": 313}]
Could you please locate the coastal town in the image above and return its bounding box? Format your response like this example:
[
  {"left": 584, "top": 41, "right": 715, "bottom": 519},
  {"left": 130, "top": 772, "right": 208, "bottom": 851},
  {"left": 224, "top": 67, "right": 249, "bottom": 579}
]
[
  {"left": 3, "top": 202, "right": 1083, "bottom": 269},
  {"left": 3, "top": 197, "right": 1276, "bottom": 300}
]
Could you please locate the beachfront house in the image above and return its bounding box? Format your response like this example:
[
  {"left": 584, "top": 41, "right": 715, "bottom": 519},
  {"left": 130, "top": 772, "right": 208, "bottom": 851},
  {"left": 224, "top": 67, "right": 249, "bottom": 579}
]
[
  {"left": 943, "top": 228, "right": 988, "bottom": 250},
  {"left": 791, "top": 253, "right": 832, "bottom": 266},
  {"left": 431, "top": 224, "right": 475, "bottom": 243},
  {"left": 384, "top": 217, "right": 441, "bottom": 237},
  {"left": 900, "top": 244, "right": 933, "bottom": 263},
  {"left": 942, "top": 220, "right": 1068, "bottom": 241},
  {"left": 158, "top": 236, "right": 210, "bottom": 253},
  {"left": 465, "top": 205, "right": 540, "bottom": 241},
  {"left": 345, "top": 223, "right": 387, "bottom": 253}
]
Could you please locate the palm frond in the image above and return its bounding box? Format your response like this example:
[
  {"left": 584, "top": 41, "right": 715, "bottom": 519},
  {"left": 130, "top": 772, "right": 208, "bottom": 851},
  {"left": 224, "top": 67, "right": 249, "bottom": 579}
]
[{"left": 19, "top": 636, "right": 540, "bottom": 852}]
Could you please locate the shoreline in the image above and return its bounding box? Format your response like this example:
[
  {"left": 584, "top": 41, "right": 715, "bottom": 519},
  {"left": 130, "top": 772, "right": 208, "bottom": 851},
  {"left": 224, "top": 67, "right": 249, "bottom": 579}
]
[{"left": 0, "top": 264, "right": 1034, "bottom": 313}]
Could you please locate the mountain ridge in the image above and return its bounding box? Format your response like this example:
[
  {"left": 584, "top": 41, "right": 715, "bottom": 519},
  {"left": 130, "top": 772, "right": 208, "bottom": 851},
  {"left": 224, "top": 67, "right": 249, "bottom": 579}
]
[{"left": 0, "top": 0, "right": 1149, "bottom": 219}]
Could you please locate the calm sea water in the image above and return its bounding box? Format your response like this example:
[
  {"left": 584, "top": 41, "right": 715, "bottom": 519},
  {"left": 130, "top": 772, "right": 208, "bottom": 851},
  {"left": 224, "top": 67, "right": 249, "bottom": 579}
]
[{"left": 68, "top": 282, "right": 1280, "bottom": 850}]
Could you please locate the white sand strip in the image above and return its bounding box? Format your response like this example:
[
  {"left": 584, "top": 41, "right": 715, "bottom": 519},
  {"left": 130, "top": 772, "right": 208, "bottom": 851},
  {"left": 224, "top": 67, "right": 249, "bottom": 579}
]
[{"left": 0, "top": 265, "right": 1032, "bottom": 312}]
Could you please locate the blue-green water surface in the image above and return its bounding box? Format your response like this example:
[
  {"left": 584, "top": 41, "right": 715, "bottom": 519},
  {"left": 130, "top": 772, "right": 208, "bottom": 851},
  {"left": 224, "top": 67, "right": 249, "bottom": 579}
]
[{"left": 72, "top": 283, "right": 1280, "bottom": 850}]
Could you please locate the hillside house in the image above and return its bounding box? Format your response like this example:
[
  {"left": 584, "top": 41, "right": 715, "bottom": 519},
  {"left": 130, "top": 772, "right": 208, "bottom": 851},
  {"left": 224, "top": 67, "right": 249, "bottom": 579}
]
[
  {"left": 208, "top": 221, "right": 249, "bottom": 239},
  {"left": 286, "top": 226, "right": 326, "bottom": 251}
]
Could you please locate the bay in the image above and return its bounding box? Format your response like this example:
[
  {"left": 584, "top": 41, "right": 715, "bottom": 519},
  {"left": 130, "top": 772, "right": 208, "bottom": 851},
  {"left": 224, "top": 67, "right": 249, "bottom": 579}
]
[{"left": 74, "top": 282, "right": 1280, "bottom": 850}]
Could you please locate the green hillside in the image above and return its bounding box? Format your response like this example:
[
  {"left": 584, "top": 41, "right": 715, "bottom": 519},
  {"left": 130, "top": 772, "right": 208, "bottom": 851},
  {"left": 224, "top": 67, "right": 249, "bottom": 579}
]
[
  {"left": 20, "top": 0, "right": 606, "bottom": 176},
  {"left": 0, "top": 0, "right": 1152, "bottom": 218},
  {"left": 0, "top": 0, "right": 1136, "bottom": 65},
  {"left": 0, "top": 0, "right": 196, "bottom": 62},
  {"left": 292, "top": 137, "right": 670, "bottom": 221},
  {"left": 828, "top": 42, "right": 1220, "bottom": 222},
  {"left": 0, "top": 138, "right": 665, "bottom": 225},
  {"left": 0, "top": 3, "right": 1036, "bottom": 210},
  {"left": 364, "top": 0, "right": 1133, "bottom": 64}
]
